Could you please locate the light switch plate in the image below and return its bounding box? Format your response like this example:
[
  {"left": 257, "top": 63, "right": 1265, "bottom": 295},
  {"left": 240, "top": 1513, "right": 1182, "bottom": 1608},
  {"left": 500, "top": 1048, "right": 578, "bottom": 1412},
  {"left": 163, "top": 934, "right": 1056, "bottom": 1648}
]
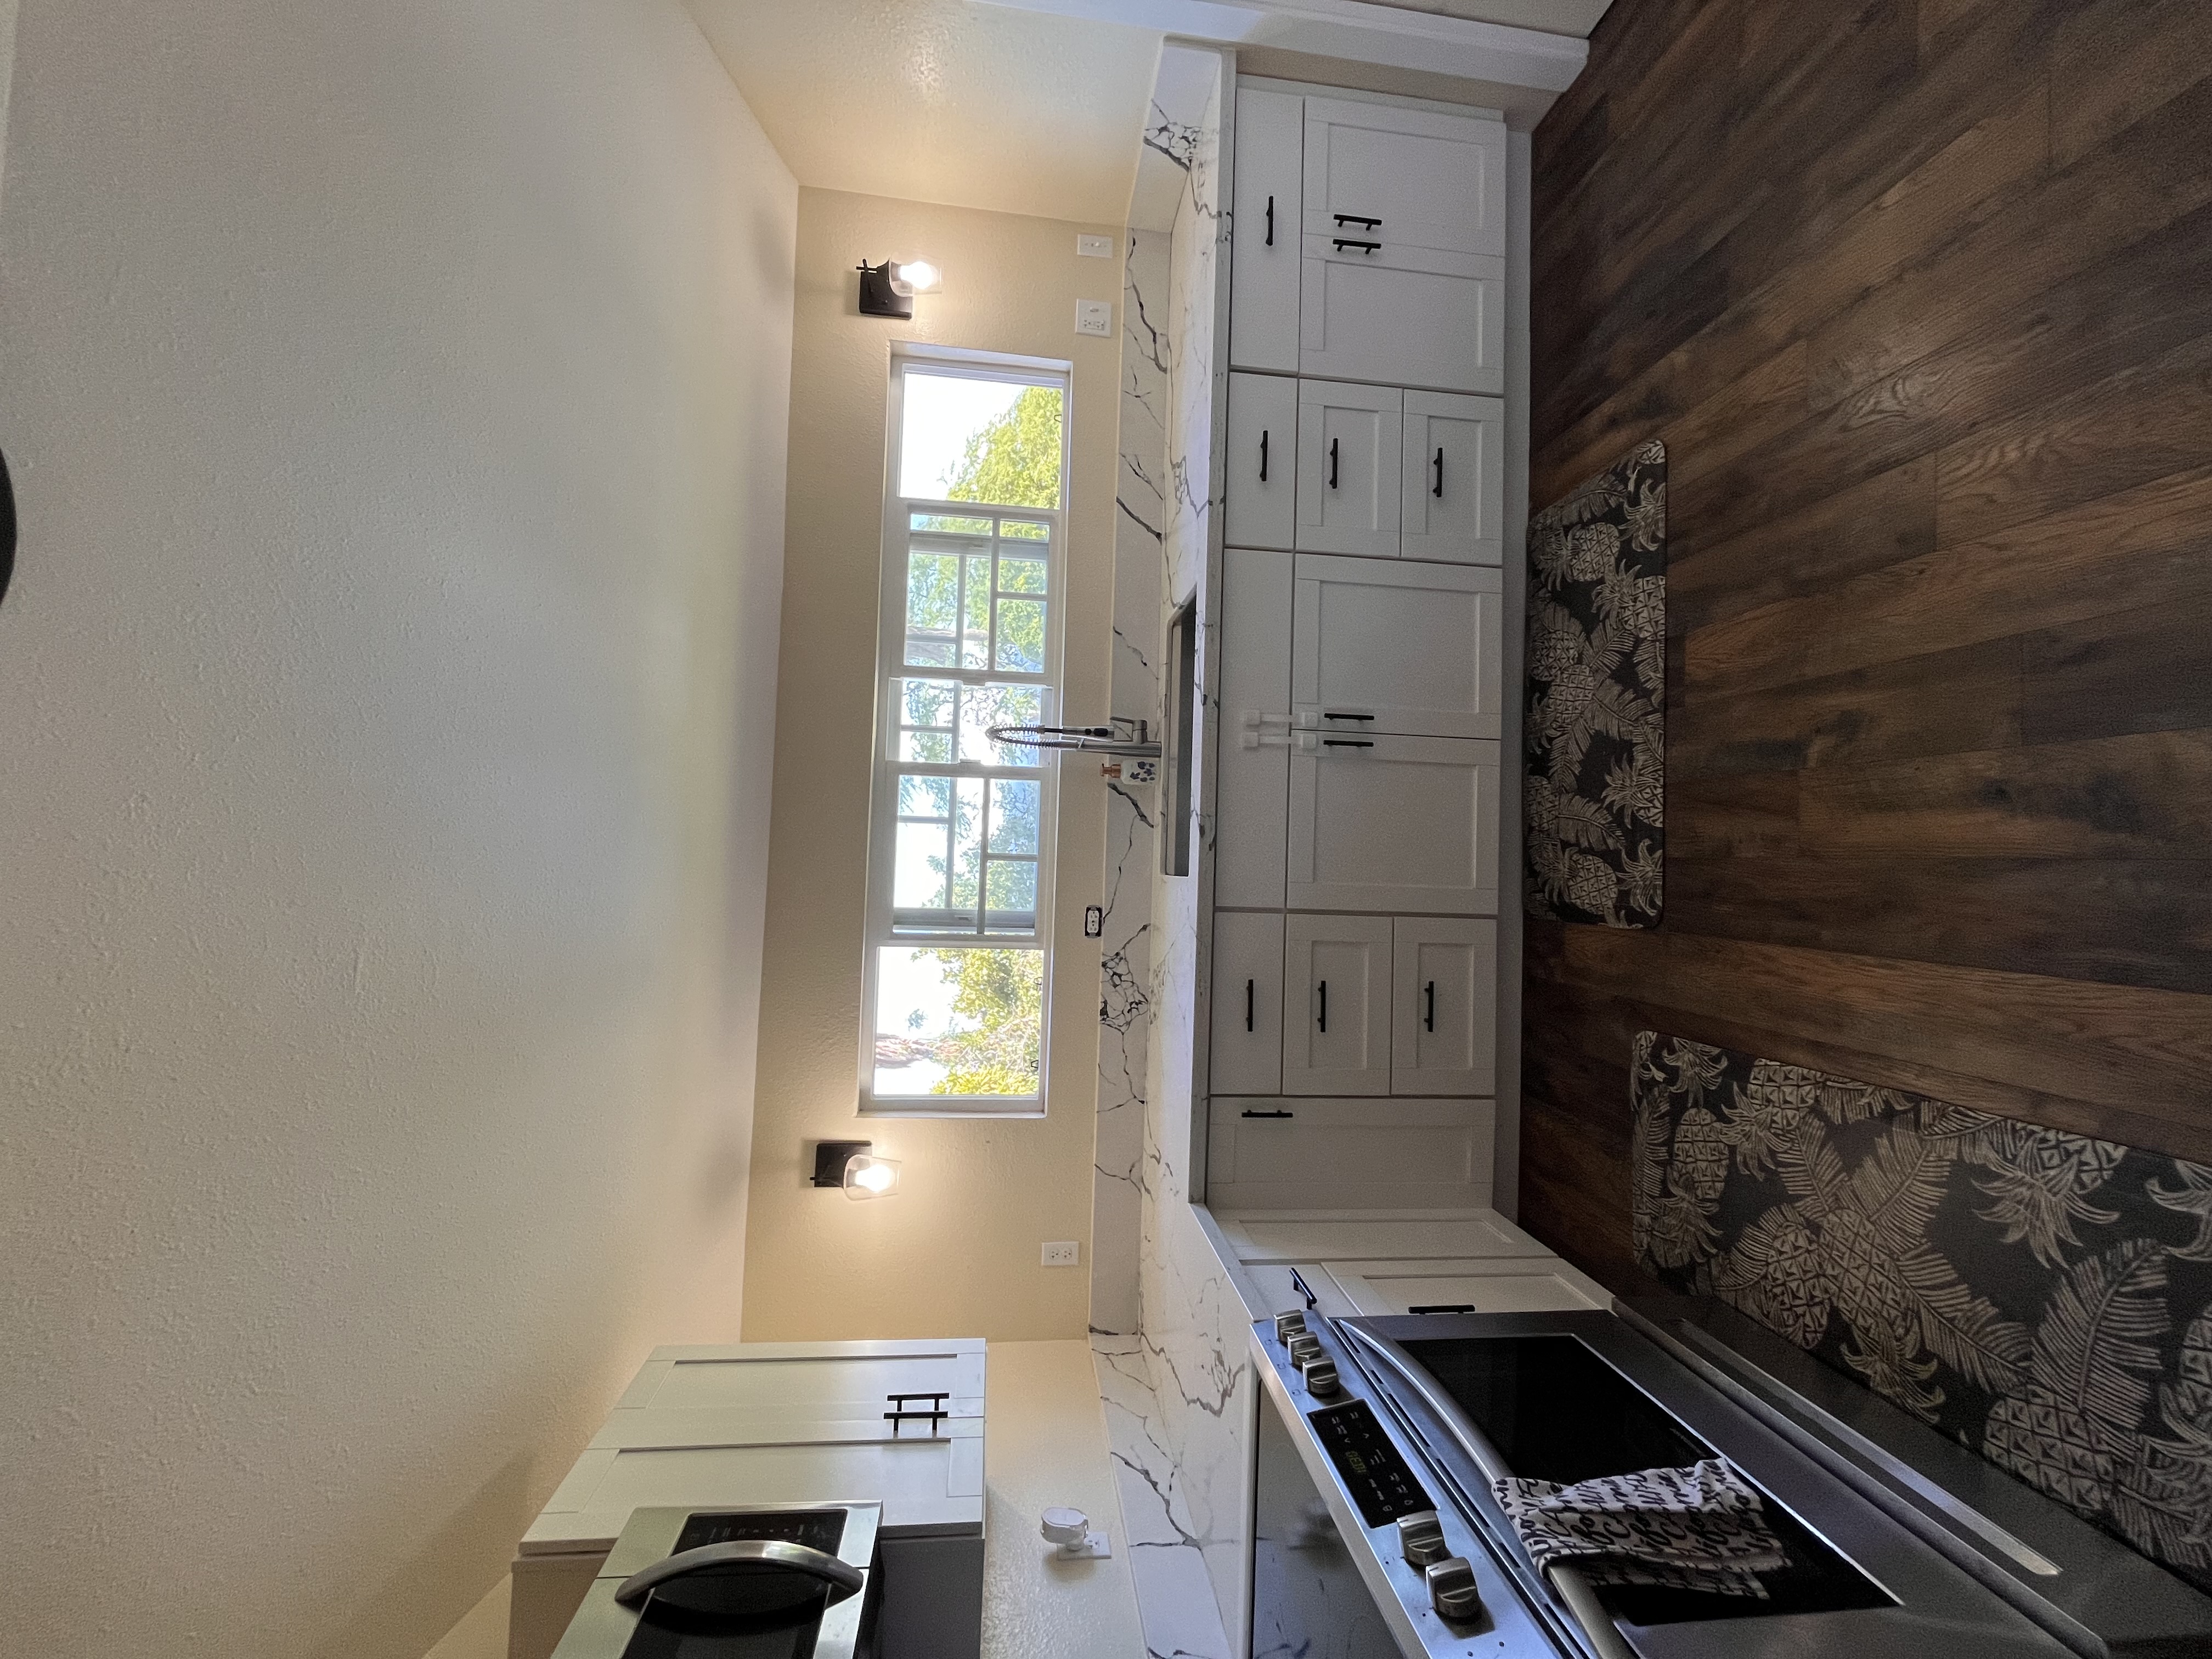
[
  {"left": 1041, "top": 1240, "right": 1081, "bottom": 1267},
  {"left": 1075, "top": 299, "right": 1112, "bottom": 337},
  {"left": 1076, "top": 233, "right": 1113, "bottom": 258}
]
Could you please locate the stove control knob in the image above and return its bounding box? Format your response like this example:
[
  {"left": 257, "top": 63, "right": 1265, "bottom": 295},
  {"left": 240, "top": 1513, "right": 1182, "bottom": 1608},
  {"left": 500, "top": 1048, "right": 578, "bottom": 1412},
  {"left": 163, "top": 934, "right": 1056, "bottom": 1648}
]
[
  {"left": 1286, "top": 1333, "right": 1324, "bottom": 1365},
  {"left": 1273, "top": 1311, "right": 1308, "bottom": 1342},
  {"left": 1301, "top": 1357, "right": 1342, "bottom": 1397},
  {"left": 1425, "top": 1556, "right": 1483, "bottom": 1624},
  {"left": 1396, "top": 1510, "right": 1448, "bottom": 1566}
]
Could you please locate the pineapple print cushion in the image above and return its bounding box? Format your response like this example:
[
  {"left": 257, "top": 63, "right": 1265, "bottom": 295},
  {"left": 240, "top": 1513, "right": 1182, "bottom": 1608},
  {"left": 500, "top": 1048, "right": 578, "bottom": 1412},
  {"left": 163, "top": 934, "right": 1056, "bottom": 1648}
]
[
  {"left": 1526, "top": 438, "right": 1667, "bottom": 928},
  {"left": 1632, "top": 1030, "right": 2212, "bottom": 1593}
]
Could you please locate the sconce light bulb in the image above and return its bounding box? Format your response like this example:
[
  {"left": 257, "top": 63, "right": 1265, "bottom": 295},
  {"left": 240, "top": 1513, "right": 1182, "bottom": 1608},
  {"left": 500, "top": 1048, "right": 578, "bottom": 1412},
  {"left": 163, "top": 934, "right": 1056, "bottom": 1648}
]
[
  {"left": 843, "top": 1154, "right": 902, "bottom": 1199},
  {"left": 893, "top": 259, "right": 940, "bottom": 296}
]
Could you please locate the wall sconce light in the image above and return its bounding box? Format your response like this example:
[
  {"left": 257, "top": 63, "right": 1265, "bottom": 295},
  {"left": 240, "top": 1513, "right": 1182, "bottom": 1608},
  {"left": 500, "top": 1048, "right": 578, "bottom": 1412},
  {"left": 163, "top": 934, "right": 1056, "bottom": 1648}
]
[
  {"left": 811, "top": 1139, "right": 903, "bottom": 1200},
  {"left": 857, "top": 258, "right": 943, "bottom": 319}
]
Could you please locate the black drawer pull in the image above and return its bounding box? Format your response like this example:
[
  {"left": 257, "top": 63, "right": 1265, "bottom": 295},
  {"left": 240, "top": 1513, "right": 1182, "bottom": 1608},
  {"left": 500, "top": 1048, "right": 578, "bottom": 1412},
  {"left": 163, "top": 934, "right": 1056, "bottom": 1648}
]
[
  {"left": 1424, "top": 980, "right": 1436, "bottom": 1032},
  {"left": 1259, "top": 427, "right": 1269, "bottom": 483},
  {"left": 1266, "top": 194, "right": 1275, "bottom": 246},
  {"left": 1409, "top": 1304, "right": 1477, "bottom": 1316},
  {"left": 1242, "top": 1108, "right": 1293, "bottom": 1119},
  {"left": 1318, "top": 980, "right": 1327, "bottom": 1033},
  {"left": 1291, "top": 1268, "right": 1319, "bottom": 1309},
  {"left": 1432, "top": 446, "right": 1444, "bottom": 498},
  {"left": 1321, "top": 738, "right": 1374, "bottom": 749},
  {"left": 1245, "top": 977, "right": 1255, "bottom": 1032},
  {"left": 1322, "top": 710, "right": 1375, "bottom": 721},
  {"left": 1328, "top": 437, "right": 1339, "bottom": 489},
  {"left": 1333, "top": 213, "right": 1381, "bottom": 229},
  {"left": 1332, "top": 238, "right": 1380, "bottom": 253}
]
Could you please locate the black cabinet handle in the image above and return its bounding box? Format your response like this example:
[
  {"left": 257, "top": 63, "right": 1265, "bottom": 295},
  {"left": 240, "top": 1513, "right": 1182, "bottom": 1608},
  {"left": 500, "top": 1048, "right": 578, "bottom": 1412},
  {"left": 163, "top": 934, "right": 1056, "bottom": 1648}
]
[
  {"left": 1266, "top": 194, "right": 1275, "bottom": 247},
  {"left": 1243, "top": 1108, "right": 1293, "bottom": 1119},
  {"left": 1318, "top": 980, "right": 1327, "bottom": 1033},
  {"left": 1328, "top": 437, "right": 1339, "bottom": 490},
  {"left": 1331, "top": 238, "right": 1380, "bottom": 253},
  {"left": 1321, "top": 738, "right": 1374, "bottom": 748},
  {"left": 0, "top": 447, "right": 15, "bottom": 610},
  {"left": 1291, "top": 1268, "right": 1319, "bottom": 1308},
  {"left": 1333, "top": 213, "right": 1381, "bottom": 229},
  {"left": 1245, "top": 977, "right": 1255, "bottom": 1032},
  {"left": 1322, "top": 710, "right": 1375, "bottom": 721},
  {"left": 1259, "top": 428, "right": 1269, "bottom": 483},
  {"left": 1424, "top": 980, "right": 1436, "bottom": 1032},
  {"left": 1432, "top": 447, "right": 1444, "bottom": 498}
]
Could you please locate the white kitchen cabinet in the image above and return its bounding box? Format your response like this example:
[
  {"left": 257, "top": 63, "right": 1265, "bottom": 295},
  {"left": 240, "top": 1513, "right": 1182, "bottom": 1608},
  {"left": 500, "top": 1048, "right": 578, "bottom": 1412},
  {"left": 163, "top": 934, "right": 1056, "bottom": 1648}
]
[
  {"left": 1229, "top": 88, "right": 1305, "bottom": 373},
  {"left": 1240, "top": 1260, "right": 1359, "bottom": 1321},
  {"left": 1301, "top": 97, "right": 1507, "bottom": 261},
  {"left": 1211, "top": 911, "right": 1285, "bottom": 1096},
  {"left": 1225, "top": 372, "right": 1297, "bottom": 551},
  {"left": 1208, "top": 1098, "right": 1496, "bottom": 1210},
  {"left": 1215, "top": 546, "right": 1293, "bottom": 909},
  {"left": 1391, "top": 917, "right": 1497, "bottom": 1096},
  {"left": 1291, "top": 554, "right": 1502, "bottom": 740},
  {"left": 1401, "top": 391, "right": 1505, "bottom": 565},
  {"left": 1288, "top": 734, "right": 1499, "bottom": 915},
  {"left": 1295, "top": 379, "right": 1401, "bottom": 557},
  {"left": 1322, "top": 1256, "right": 1611, "bottom": 1316},
  {"left": 1282, "top": 912, "right": 1391, "bottom": 1096},
  {"left": 1298, "top": 98, "right": 1508, "bottom": 395}
]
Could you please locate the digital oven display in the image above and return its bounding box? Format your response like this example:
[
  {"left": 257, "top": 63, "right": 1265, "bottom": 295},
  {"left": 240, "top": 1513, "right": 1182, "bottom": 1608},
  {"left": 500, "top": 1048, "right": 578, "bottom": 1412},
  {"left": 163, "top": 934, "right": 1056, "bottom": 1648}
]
[{"left": 1307, "top": 1398, "right": 1433, "bottom": 1528}]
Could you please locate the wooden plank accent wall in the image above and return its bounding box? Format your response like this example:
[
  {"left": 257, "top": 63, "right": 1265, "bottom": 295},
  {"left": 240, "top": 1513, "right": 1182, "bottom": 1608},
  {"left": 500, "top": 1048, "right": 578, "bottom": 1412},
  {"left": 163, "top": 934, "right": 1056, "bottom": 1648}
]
[{"left": 1522, "top": 0, "right": 2212, "bottom": 1292}]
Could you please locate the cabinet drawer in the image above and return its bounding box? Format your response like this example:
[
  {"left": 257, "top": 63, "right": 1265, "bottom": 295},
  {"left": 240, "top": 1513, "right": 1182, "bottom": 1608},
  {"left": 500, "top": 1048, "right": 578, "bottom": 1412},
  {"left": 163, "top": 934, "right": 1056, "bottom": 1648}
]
[
  {"left": 1300, "top": 247, "right": 1505, "bottom": 396},
  {"left": 1288, "top": 734, "right": 1499, "bottom": 915},
  {"left": 1291, "top": 554, "right": 1502, "bottom": 740},
  {"left": 1282, "top": 912, "right": 1391, "bottom": 1096},
  {"left": 1392, "top": 917, "right": 1497, "bottom": 1097},
  {"left": 1226, "top": 372, "right": 1297, "bottom": 551},
  {"left": 1211, "top": 911, "right": 1284, "bottom": 1096},
  {"left": 1230, "top": 87, "right": 1305, "bottom": 373},
  {"left": 1208, "top": 1098, "right": 1495, "bottom": 1210},
  {"left": 1402, "top": 391, "right": 1505, "bottom": 566},
  {"left": 1216, "top": 546, "right": 1292, "bottom": 909},
  {"left": 1295, "top": 379, "right": 1401, "bottom": 558},
  {"left": 1322, "top": 1255, "right": 1611, "bottom": 1317},
  {"left": 1302, "top": 97, "right": 1506, "bottom": 260}
]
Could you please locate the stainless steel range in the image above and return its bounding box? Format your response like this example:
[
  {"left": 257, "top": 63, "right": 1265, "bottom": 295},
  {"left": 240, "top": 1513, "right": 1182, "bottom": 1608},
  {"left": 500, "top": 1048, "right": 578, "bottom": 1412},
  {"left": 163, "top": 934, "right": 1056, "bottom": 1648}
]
[{"left": 1251, "top": 1299, "right": 2212, "bottom": 1659}]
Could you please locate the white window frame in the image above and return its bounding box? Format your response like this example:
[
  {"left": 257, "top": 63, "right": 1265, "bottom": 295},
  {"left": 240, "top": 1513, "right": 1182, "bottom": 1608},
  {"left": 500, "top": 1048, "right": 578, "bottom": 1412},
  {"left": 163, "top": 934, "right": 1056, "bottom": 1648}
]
[{"left": 859, "top": 347, "right": 1073, "bottom": 1117}]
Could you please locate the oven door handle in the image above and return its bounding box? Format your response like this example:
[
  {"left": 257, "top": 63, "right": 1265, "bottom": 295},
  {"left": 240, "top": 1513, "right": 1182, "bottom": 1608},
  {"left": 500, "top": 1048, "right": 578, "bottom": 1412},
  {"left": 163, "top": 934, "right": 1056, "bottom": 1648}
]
[{"left": 614, "top": 1539, "right": 865, "bottom": 1609}]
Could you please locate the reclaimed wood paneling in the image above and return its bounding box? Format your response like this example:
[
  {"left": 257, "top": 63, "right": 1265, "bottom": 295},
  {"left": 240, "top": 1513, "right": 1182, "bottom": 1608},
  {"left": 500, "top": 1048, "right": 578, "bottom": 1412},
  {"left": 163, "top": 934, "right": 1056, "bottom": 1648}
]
[{"left": 1523, "top": 0, "right": 2212, "bottom": 1290}]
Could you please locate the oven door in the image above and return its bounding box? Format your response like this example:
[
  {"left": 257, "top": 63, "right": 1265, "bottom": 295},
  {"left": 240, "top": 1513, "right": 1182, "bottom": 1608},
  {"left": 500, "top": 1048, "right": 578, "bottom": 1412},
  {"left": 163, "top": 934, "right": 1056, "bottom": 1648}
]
[
  {"left": 1254, "top": 1381, "right": 1404, "bottom": 1658},
  {"left": 551, "top": 1504, "right": 882, "bottom": 1659}
]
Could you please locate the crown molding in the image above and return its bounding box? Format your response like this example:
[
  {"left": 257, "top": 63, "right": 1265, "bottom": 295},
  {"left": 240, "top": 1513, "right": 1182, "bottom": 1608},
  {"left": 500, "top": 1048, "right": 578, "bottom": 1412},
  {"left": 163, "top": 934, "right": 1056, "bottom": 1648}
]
[{"left": 970, "top": 0, "right": 1587, "bottom": 92}]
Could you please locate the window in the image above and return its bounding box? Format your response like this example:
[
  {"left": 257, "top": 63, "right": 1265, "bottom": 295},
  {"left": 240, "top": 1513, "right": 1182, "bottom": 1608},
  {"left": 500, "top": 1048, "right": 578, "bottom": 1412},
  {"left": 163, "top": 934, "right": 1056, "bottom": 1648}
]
[{"left": 861, "top": 354, "right": 1071, "bottom": 1114}]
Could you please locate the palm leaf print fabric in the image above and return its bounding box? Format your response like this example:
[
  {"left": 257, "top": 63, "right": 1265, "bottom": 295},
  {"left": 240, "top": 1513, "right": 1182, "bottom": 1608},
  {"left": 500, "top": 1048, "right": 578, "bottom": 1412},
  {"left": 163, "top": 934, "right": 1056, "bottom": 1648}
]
[
  {"left": 1526, "top": 439, "right": 1666, "bottom": 928},
  {"left": 1632, "top": 1031, "right": 2212, "bottom": 1593}
]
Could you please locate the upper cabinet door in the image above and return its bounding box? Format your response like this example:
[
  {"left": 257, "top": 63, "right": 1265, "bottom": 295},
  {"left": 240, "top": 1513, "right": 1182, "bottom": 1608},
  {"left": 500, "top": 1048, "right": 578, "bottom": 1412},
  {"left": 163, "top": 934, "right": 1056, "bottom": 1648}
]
[
  {"left": 1288, "top": 733, "right": 1499, "bottom": 915},
  {"left": 1402, "top": 391, "right": 1505, "bottom": 565},
  {"left": 1291, "top": 554, "right": 1502, "bottom": 740},
  {"left": 1295, "top": 379, "right": 1401, "bottom": 558},
  {"left": 1391, "top": 917, "right": 1498, "bottom": 1097},
  {"left": 1299, "top": 98, "right": 1508, "bottom": 395},
  {"left": 1215, "top": 546, "right": 1294, "bottom": 910},
  {"left": 1281, "top": 913, "right": 1392, "bottom": 1097},
  {"left": 1302, "top": 97, "right": 1506, "bottom": 259},
  {"left": 1229, "top": 88, "right": 1305, "bottom": 374},
  {"left": 1225, "top": 372, "right": 1297, "bottom": 551}
]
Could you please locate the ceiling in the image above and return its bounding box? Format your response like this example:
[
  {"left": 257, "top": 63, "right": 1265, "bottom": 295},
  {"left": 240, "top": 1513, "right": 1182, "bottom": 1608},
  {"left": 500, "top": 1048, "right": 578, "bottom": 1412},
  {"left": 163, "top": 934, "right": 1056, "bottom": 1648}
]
[
  {"left": 684, "top": 0, "right": 1614, "bottom": 227},
  {"left": 684, "top": 0, "right": 1163, "bottom": 225}
]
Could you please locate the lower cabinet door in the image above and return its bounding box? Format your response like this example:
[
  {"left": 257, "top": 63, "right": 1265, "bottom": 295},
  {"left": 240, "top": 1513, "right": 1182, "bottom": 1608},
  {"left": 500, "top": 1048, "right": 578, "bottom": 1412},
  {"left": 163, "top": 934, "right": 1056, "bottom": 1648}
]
[
  {"left": 1210, "top": 911, "right": 1284, "bottom": 1096},
  {"left": 1294, "top": 378, "right": 1401, "bottom": 558},
  {"left": 1291, "top": 553, "right": 1502, "bottom": 741},
  {"left": 1225, "top": 371, "right": 1298, "bottom": 550},
  {"left": 1288, "top": 734, "right": 1499, "bottom": 915},
  {"left": 1206, "top": 1097, "right": 1495, "bottom": 1209},
  {"left": 1401, "top": 390, "right": 1505, "bottom": 565},
  {"left": 1391, "top": 916, "right": 1497, "bottom": 1096},
  {"left": 1215, "top": 546, "right": 1292, "bottom": 909},
  {"left": 1281, "top": 912, "right": 1391, "bottom": 1095}
]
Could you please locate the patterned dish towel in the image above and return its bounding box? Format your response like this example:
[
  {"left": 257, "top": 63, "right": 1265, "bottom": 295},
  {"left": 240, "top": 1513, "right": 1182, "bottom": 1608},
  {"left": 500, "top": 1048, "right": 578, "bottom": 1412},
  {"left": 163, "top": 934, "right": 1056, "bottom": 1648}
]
[{"left": 1491, "top": 1459, "right": 1787, "bottom": 1599}]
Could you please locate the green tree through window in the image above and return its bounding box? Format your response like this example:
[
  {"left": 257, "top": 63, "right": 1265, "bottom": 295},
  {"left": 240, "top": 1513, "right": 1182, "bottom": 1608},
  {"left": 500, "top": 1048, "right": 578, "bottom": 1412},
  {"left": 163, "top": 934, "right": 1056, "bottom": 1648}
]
[{"left": 945, "top": 385, "right": 1062, "bottom": 509}]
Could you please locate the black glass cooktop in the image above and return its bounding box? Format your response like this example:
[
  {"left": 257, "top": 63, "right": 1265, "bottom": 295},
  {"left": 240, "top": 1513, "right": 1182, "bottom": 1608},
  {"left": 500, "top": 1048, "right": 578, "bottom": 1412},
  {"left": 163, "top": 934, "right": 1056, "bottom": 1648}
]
[{"left": 1398, "top": 1335, "right": 1891, "bottom": 1627}]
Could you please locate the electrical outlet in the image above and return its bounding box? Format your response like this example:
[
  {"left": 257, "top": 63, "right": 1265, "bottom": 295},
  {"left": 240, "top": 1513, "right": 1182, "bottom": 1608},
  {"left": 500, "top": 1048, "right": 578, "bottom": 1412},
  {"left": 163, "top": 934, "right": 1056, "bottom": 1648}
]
[
  {"left": 1075, "top": 299, "right": 1112, "bottom": 337},
  {"left": 1041, "top": 1240, "right": 1081, "bottom": 1268},
  {"left": 1076, "top": 233, "right": 1113, "bottom": 258}
]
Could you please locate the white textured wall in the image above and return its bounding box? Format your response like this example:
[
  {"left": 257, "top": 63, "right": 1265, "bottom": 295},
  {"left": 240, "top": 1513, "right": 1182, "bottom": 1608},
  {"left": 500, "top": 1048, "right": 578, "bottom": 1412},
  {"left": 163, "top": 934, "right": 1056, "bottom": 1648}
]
[{"left": 0, "top": 3, "right": 795, "bottom": 1656}]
